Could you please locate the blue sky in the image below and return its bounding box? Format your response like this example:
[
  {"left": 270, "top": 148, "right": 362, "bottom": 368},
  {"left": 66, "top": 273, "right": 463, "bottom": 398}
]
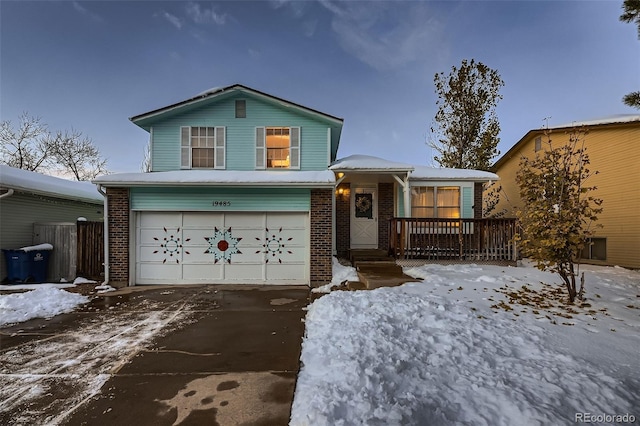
[{"left": 2, "top": 0, "right": 638, "bottom": 174}]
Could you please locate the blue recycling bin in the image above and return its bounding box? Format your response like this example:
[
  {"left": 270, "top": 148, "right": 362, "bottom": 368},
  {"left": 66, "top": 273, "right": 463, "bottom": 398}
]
[{"left": 2, "top": 248, "right": 52, "bottom": 283}]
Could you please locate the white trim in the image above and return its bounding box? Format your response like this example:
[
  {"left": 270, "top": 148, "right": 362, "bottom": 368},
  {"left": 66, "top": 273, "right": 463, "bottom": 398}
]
[
  {"left": 149, "top": 127, "right": 154, "bottom": 172},
  {"left": 327, "top": 127, "right": 331, "bottom": 167},
  {"left": 255, "top": 127, "right": 266, "bottom": 170}
]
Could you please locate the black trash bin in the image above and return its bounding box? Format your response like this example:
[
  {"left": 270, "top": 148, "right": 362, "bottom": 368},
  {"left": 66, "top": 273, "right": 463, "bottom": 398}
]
[{"left": 2, "top": 245, "right": 53, "bottom": 283}]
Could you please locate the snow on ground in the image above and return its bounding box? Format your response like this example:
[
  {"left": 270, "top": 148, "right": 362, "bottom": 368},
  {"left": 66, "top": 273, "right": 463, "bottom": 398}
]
[
  {"left": 0, "top": 287, "right": 88, "bottom": 326},
  {"left": 292, "top": 262, "right": 640, "bottom": 426},
  {"left": 313, "top": 257, "right": 360, "bottom": 293}
]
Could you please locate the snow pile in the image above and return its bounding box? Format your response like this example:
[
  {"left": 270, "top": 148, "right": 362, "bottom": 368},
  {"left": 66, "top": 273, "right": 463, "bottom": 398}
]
[
  {"left": 72, "top": 277, "right": 97, "bottom": 285},
  {"left": 292, "top": 263, "right": 640, "bottom": 425},
  {"left": 0, "top": 287, "right": 89, "bottom": 326},
  {"left": 17, "top": 243, "right": 53, "bottom": 252},
  {"left": 95, "top": 284, "right": 117, "bottom": 294},
  {"left": 313, "top": 257, "right": 359, "bottom": 293}
]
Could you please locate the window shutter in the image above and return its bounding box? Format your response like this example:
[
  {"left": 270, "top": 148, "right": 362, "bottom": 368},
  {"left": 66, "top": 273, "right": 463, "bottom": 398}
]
[
  {"left": 180, "top": 127, "right": 191, "bottom": 168},
  {"left": 255, "top": 127, "right": 266, "bottom": 169},
  {"left": 290, "top": 127, "right": 300, "bottom": 169},
  {"left": 215, "top": 126, "right": 225, "bottom": 169}
]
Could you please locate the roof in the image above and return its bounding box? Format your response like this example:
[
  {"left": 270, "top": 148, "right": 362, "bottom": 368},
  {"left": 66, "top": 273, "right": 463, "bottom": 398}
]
[
  {"left": 130, "top": 84, "right": 344, "bottom": 128},
  {"left": 0, "top": 165, "right": 103, "bottom": 204},
  {"left": 330, "top": 155, "right": 414, "bottom": 173},
  {"left": 93, "top": 170, "right": 336, "bottom": 188},
  {"left": 330, "top": 155, "right": 498, "bottom": 182},
  {"left": 410, "top": 166, "right": 498, "bottom": 181},
  {"left": 493, "top": 114, "right": 640, "bottom": 170}
]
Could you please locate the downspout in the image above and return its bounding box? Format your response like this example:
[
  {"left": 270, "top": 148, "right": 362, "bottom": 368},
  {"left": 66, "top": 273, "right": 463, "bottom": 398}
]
[
  {"left": 0, "top": 188, "right": 14, "bottom": 200},
  {"left": 97, "top": 185, "right": 109, "bottom": 285}
]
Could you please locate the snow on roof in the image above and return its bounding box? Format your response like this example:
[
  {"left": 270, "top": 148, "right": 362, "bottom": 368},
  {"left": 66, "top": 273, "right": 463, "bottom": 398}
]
[
  {"left": 330, "top": 155, "right": 497, "bottom": 181},
  {"left": 549, "top": 114, "right": 640, "bottom": 130},
  {"left": 93, "top": 169, "right": 336, "bottom": 187},
  {"left": 411, "top": 166, "right": 499, "bottom": 181},
  {"left": 0, "top": 165, "right": 103, "bottom": 203},
  {"left": 330, "top": 155, "right": 414, "bottom": 171}
]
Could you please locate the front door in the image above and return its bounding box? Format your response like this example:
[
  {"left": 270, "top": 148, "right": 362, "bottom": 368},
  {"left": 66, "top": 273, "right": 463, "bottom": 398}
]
[{"left": 351, "top": 186, "right": 378, "bottom": 249}]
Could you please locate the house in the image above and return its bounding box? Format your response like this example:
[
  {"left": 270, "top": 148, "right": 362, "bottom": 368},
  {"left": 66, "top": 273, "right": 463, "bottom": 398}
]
[
  {"left": 94, "top": 84, "right": 512, "bottom": 288},
  {"left": 492, "top": 114, "right": 640, "bottom": 269},
  {"left": 0, "top": 165, "right": 104, "bottom": 281}
]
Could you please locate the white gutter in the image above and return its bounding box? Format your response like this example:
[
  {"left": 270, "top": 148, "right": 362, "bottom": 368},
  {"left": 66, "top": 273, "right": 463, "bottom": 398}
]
[
  {"left": 97, "top": 185, "right": 109, "bottom": 285},
  {"left": 0, "top": 188, "right": 14, "bottom": 200}
]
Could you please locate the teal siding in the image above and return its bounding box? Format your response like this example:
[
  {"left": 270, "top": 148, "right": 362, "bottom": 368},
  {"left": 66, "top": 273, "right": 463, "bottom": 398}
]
[
  {"left": 462, "top": 186, "right": 473, "bottom": 218},
  {"left": 0, "top": 192, "right": 103, "bottom": 280},
  {"left": 131, "top": 187, "right": 311, "bottom": 211},
  {"left": 151, "top": 94, "right": 330, "bottom": 172},
  {"left": 397, "top": 186, "right": 405, "bottom": 217}
]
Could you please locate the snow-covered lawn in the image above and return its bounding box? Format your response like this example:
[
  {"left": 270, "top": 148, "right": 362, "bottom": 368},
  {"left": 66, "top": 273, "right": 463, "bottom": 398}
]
[{"left": 292, "top": 261, "right": 640, "bottom": 425}]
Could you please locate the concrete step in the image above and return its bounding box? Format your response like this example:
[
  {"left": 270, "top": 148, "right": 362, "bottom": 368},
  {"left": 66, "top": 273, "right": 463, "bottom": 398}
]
[{"left": 355, "top": 262, "right": 416, "bottom": 290}]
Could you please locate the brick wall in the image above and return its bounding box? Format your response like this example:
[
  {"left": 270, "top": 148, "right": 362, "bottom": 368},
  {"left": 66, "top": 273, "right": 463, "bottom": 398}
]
[
  {"left": 310, "top": 189, "right": 332, "bottom": 287},
  {"left": 474, "top": 182, "right": 483, "bottom": 219},
  {"left": 378, "top": 182, "right": 394, "bottom": 251},
  {"left": 107, "top": 188, "right": 129, "bottom": 286},
  {"left": 335, "top": 183, "right": 350, "bottom": 257}
]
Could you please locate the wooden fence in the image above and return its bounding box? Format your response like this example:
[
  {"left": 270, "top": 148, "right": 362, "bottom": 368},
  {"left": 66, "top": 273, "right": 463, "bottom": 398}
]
[
  {"left": 76, "top": 220, "right": 104, "bottom": 280},
  {"left": 389, "top": 217, "right": 518, "bottom": 264},
  {"left": 33, "top": 221, "right": 104, "bottom": 281}
]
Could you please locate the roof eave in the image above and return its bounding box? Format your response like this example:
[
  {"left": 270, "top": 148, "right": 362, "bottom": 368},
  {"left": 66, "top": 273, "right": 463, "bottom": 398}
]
[{"left": 130, "top": 84, "right": 344, "bottom": 129}]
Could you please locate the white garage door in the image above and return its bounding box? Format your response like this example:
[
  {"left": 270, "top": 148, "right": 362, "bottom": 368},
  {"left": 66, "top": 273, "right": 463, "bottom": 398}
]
[{"left": 136, "top": 212, "right": 308, "bottom": 285}]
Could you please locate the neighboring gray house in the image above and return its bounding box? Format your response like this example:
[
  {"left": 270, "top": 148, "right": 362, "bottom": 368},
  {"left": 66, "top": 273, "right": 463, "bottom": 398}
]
[{"left": 0, "top": 165, "right": 104, "bottom": 281}]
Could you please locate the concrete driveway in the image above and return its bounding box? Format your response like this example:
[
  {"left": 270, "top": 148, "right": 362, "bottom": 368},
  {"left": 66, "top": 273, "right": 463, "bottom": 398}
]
[{"left": 0, "top": 284, "right": 309, "bottom": 426}]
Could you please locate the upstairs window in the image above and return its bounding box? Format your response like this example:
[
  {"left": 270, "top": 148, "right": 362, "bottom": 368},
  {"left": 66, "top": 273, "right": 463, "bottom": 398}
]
[
  {"left": 411, "top": 186, "right": 460, "bottom": 218},
  {"left": 535, "top": 136, "right": 542, "bottom": 152},
  {"left": 235, "top": 100, "right": 246, "bottom": 118},
  {"left": 255, "top": 126, "right": 300, "bottom": 169},
  {"left": 181, "top": 126, "right": 225, "bottom": 169}
]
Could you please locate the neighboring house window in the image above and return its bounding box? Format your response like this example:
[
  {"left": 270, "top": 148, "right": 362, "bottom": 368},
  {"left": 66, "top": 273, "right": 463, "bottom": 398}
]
[
  {"left": 411, "top": 186, "right": 460, "bottom": 218},
  {"left": 534, "top": 136, "right": 542, "bottom": 152},
  {"left": 255, "top": 126, "right": 300, "bottom": 169},
  {"left": 235, "top": 100, "right": 246, "bottom": 118},
  {"left": 181, "top": 126, "right": 225, "bottom": 169},
  {"left": 581, "top": 237, "right": 606, "bottom": 261}
]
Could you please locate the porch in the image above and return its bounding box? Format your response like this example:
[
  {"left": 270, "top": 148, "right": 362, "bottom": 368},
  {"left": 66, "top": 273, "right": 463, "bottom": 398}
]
[{"left": 389, "top": 218, "right": 518, "bottom": 265}]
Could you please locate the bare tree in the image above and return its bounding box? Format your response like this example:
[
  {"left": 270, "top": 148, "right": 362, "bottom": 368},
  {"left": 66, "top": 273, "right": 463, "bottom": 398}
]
[
  {"left": 0, "top": 113, "right": 49, "bottom": 172},
  {"left": 48, "top": 129, "right": 108, "bottom": 180},
  {"left": 1, "top": 113, "right": 108, "bottom": 180},
  {"left": 141, "top": 139, "right": 152, "bottom": 172}
]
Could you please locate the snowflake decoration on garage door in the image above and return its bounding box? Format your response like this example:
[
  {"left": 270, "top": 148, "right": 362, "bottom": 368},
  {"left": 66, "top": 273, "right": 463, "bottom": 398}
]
[
  {"left": 205, "top": 227, "right": 242, "bottom": 263},
  {"left": 256, "top": 227, "right": 293, "bottom": 263},
  {"left": 153, "top": 227, "right": 190, "bottom": 264}
]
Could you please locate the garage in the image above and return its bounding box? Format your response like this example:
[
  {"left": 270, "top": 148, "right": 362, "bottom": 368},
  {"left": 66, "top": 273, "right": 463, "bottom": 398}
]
[{"left": 136, "top": 211, "right": 308, "bottom": 285}]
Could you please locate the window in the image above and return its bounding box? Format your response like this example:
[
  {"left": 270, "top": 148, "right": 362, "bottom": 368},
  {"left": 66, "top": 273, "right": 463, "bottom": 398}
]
[
  {"left": 180, "top": 126, "right": 225, "bottom": 169},
  {"left": 581, "top": 237, "right": 606, "bottom": 261},
  {"left": 534, "top": 136, "right": 542, "bottom": 152},
  {"left": 235, "top": 100, "right": 246, "bottom": 118},
  {"left": 411, "top": 186, "right": 460, "bottom": 218},
  {"left": 255, "top": 127, "right": 300, "bottom": 169}
]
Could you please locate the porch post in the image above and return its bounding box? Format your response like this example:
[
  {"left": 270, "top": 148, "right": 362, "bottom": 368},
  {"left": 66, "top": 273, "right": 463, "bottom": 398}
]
[{"left": 392, "top": 173, "right": 411, "bottom": 218}]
